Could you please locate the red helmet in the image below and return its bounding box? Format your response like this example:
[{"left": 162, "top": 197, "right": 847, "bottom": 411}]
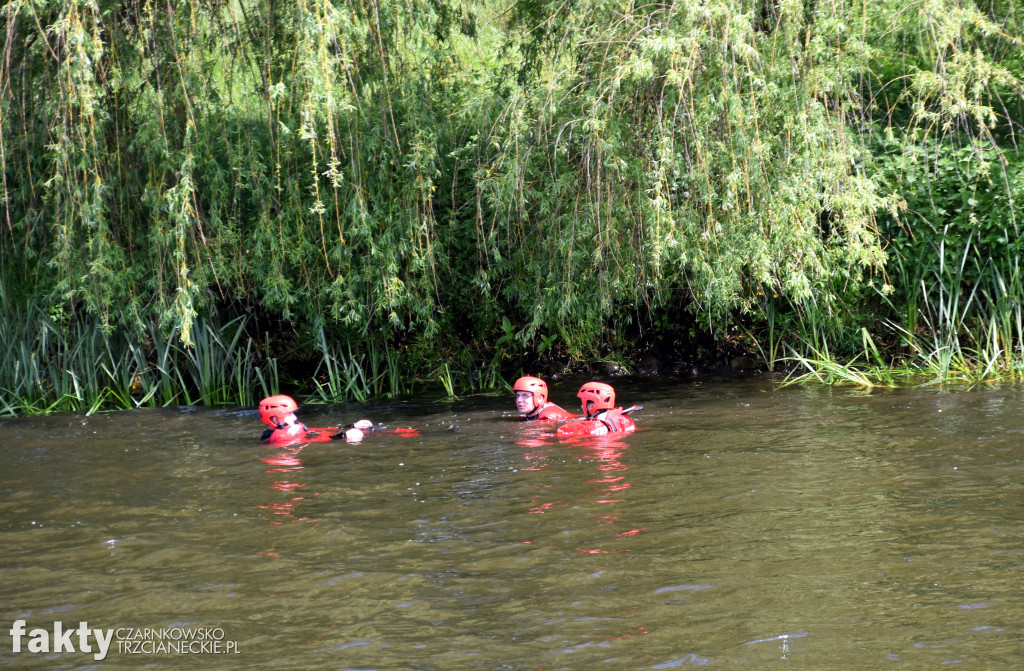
[
  {"left": 578, "top": 381, "right": 615, "bottom": 417},
  {"left": 259, "top": 394, "right": 298, "bottom": 428},
  {"left": 513, "top": 376, "right": 548, "bottom": 406}
]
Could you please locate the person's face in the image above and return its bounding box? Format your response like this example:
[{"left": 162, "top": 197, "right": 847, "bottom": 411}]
[{"left": 514, "top": 391, "right": 537, "bottom": 415}]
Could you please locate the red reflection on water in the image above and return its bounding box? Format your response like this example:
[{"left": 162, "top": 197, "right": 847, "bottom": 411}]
[
  {"left": 574, "top": 435, "right": 632, "bottom": 504},
  {"left": 604, "top": 626, "right": 650, "bottom": 640},
  {"left": 528, "top": 501, "right": 562, "bottom": 515},
  {"left": 519, "top": 447, "right": 550, "bottom": 471},
  {"left": 517, "top": 427, "right": 641, "bottom": 555},
  {"left": 515, "top": 422, "right": 559, "bottom": 471},
  {"left": 257, "top": 444, "right": 321, "bottom": 526},
  {"left": 617, "top": 528, "right": 645, "bottom": 538}
]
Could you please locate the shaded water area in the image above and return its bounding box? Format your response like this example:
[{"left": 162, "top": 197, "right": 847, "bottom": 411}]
[{"left": 2, "top": 377, "right": 1024, "bottom": 669}]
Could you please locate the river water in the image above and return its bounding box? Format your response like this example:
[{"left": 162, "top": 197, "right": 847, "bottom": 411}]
[{"left": 1, "top": 377, "right": 1023, "bottom": 670}]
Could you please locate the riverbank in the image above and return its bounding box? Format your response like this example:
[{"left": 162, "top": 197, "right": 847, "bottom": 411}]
[{"left": 4, "top": 300, "right": 1020, "bottom": 418}]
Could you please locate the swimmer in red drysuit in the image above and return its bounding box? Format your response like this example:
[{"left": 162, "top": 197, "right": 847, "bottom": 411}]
[
  {"left": 513, "top": 376, "right": 579, "bottom": 421},
  {"left": 555, "top": 381, "right": 636, "bottom": 437},
  {"left": 258, "top": 395, "right": 371, "bottom": 445}
]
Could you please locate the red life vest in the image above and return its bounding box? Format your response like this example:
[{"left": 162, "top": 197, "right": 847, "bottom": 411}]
[
  {"left": 555, "top": 408, "right": 636, "bottom": 438},
  {"left": 530, "top": 402, "right": 580, "bottom": 421},
  {"left": 261, "top": 423, "right": 340, "bottom": 445}
]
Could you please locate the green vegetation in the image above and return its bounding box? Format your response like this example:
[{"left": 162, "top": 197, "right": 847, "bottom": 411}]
[{"left": 1, "top": 0, "right": 1023, "bottom": 414}]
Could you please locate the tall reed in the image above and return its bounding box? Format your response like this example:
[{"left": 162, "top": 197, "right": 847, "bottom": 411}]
[
  {"left": 0, "top": 304, "right": 281, "bottom": 415},
  {"left": 784, "top": 237, "right": 1024, "bottom": 388}
]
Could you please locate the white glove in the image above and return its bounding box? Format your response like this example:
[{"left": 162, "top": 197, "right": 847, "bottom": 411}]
[
  {"left": 352, "top": 419, "right": 373, "bottom": 430},
  {"left": 343, "top": 428, "right": 365, "bottom": 442}
]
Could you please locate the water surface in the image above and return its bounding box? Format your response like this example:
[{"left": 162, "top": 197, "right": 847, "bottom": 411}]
[{"left": 2, "top": 378, "right": 1023, "bottom": 669}]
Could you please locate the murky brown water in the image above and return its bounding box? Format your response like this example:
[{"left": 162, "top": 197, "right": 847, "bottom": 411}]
[{"left": 2, "top": 377, "right": 1023, "bottom": 669}]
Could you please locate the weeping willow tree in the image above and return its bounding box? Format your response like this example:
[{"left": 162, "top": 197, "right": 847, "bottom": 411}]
[
  {"left": 0, "top": 0, "right": 481, "bottom": 348},
  {"left": 478, "top": 0, "right": 1024, "bottom": 355},
  {"left": 1, "top": 0, "right": 1023, "bottom": 408}
]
